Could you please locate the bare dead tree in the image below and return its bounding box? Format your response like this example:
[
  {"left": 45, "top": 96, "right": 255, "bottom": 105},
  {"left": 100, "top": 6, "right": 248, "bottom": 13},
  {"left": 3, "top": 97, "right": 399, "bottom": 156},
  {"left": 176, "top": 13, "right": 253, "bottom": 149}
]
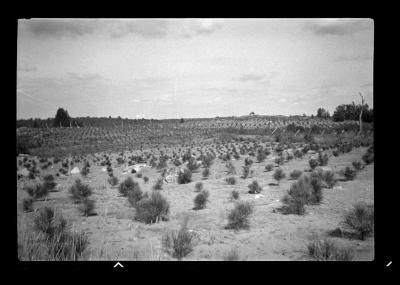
[{"left": 359, "top": 92, "right": 365, "bottom": 135}]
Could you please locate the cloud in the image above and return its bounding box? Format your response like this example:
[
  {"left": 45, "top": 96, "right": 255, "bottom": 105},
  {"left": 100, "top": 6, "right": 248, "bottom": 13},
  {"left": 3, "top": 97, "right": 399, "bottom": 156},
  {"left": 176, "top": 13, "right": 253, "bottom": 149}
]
[
  {"left": 234, "top": 74, "right": 265, "bottom": 83},
  {"left": 169, "top": 19, "right": 224, "bottom": 38},
  {"left": 334, "top": 52, "right": 373, "bottom": 62},
  {"left": 22, "top": 19, "right": 96, "bottom": 38},
  {"left": 67, "top": 72, "right": 105, "bottom": 81},
  {"left": 304, "top": 19, "right": 372, "bottom": 36},
  {"left": 18, "top": 65, "right": 37, "bottom": 72},
  {"left": 21, "top": 19, "right": 224, "bottom": 39},
  {"left": 107, "top": 19, "right": 169, "bottom": 38},
  {"left": 233, "top": 72, "right": 277, "bottom": 86}
]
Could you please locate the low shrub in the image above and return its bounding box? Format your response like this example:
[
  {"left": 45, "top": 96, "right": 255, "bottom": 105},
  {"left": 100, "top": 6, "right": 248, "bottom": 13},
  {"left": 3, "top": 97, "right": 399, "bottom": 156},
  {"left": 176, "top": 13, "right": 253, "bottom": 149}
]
[
  {"left": 362, "top": 151, "right": 374, "bottom": 164},
  {"left": 309, "top": 158, "right": 319, "bottom": 170},
  {"left": 248, "top": 180, "right": 262, "bottom": 194},
  {"left": 143, "top": 176, "right": 149, "bottom": 183},
  {"left": 108, "top": 175, "right": 119, "bottom": 186},
  {"left": 343, "top": 202, "right": 374, "bottom": 240},
  {"left": 22, "top": 197, "right": 34, "bottom": 212},
  {"left": 69, "top": 179, "right": 92, "bottom": 203},
  {"left": 273, "top": 168, "right": 286, "bottom": 185},
  {"left": 256, "top": 149, "right": 266, "bottom": 162},
  {"left": 274, "top": 156, "right": 284, "bottom": 166},
  {"left": 118, "top": 177, "right": 138, "bottom": 196},
  {"left": 153, "top": 178, "right": 164, "bottom": 190},
  {"left": 265, "top": 164, "right": 274, "bottom": 172},
  {"left": 317, "top": 152, "right": 329, "bottom": 166},
  {"left": 193, "top": 190, "right": 209, "bottom": 210},
  {"left": 352, "top": 161, "right": 363, "bottom": 171},
  {"left": 290, "top": 170, "right": 302, "bottom": 180},
  {"left": 242, "top": 165, "right": 251, "bottom": 178},
  {"left": 226, "top": 176, "right": 236, "bottom": 185},
  {"left": 194, "top": 182, "right": 203, "bottom": 192},
  {"left": 177, "top": 168, "right": 192, "bottom": 184},
  {"left": 24, "top": 183, "right": 50, "bottom": 200},
  {"left": 343, "top": 167, "right": 357, "bottom": 181},
  {"left": 226, "top": 201, "right": 254, "bottom": 230},
  {"left": 162, "top": 216, "right": 195, "bottom": 260},
  {"left": 202, "top": 168, "right": 210, "bottom": 179},
  {"left": 134, "top": 191, "right": 170, "bottom": 224},
  {"left": 225, "top": 162, "right": 236, "bottom": 175},
  {"left": 32, "top": 207, "right": 89, "bottom": 260},
  {"left": 224, "top": 248, "right": 240, "bottom": 261},
  {"left": 231, "top": 190, "right": 239, "bottom": 200},
  {"left": 279, "top": 194, "right": 306, "bottom": 215},
  {"left": 78, "top": 198, "right": 96, "bottom": 216},
  {"left": 307, "top": 238, "right": 354, "bottom": 261}
]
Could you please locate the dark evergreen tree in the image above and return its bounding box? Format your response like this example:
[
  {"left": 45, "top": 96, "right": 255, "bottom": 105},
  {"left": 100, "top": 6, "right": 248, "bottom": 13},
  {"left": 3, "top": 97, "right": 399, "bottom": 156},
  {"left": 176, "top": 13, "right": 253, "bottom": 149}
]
[{"left": 54, "top": 108, "right": 70, "bottom": 127}]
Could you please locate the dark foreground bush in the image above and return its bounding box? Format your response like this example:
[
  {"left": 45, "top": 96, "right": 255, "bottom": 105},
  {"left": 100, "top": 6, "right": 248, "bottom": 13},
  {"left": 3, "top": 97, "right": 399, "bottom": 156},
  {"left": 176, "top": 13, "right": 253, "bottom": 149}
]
[
  {"left": 119, "top": 176, "right": 139, "bottom": 196},
  {"left": 24, "top": 183, "right": 50, "bottom": 200},
  {"left": 343, "top": 202, "right": 374, "bottom": 240},
  {"left": 248, "top": 180, "right": 262, "bottom": 194},
  {"left": 273, "top": 168, "right": 286, "bottom": 185},
  {"left": 32, "top": 206, "right": 89, "bottom": 261},
  {"left": 343, "top": 167, "right": 357, "bottom": 181},
  {"left": 265, "top": 164, "right": 274, "bottom": 172},
  {"left": 153, "top": 178, "right": 164, "bottom": 190},
  {"left": 178, "top": 168, "right": 192, "bottom": 184},
  {"left": 202, "top": 168, "right": 210, "bottom": 179},
  {"left": 307, "top": 238, "right": 354, "bottom": 261},
  {"left": 231, "top": 190, "right": 239, "bottom": 200},
  {"left": 194, "top": 182, "right": 203, "bottom": 192},
  {"left": 162, "top": 216, "right": 196, "bottom": 260},
  {"left": 309, "top": 158, "right": 319, "bottom": 170},
  {"left": 224, "top": 248, "right": 240, "bottom": 261},
  {"left": 22, "top": 197, "right": 34, "bottom": 212},
  {"left": 290, "top": 170, "right": 302, "bottom": 180},
  {"left": 279, "top": 194, "right": 306, "bottom": 215},
  {"left": 226, "top": 201, "right": 254, "bottom": 230},
  {"left": 225, "top": 176, "right": 236, "bottom": 185},
  {"left": 134, "top": 191, "right": 170, "bottom": 224},
  {"left": 69, "top": 179, "right": 92, "bottom": 203},
  {"left": 362, "top": 151, "right": 374, "bottom": 164},
  {"left": 78, "top": 198, "right": 96, "bottom": 216},
  {"left": 352, "top": 161, "right": 363, "bottom": 171},
  {"left": 317, "top": 152, "right": 329, "bottom": 166},
  {"left": 43, "top": 174, "right": 57, "bottom": 192},
  {"left": 193, "top": 190, "right": 209, "bottom": 210}
]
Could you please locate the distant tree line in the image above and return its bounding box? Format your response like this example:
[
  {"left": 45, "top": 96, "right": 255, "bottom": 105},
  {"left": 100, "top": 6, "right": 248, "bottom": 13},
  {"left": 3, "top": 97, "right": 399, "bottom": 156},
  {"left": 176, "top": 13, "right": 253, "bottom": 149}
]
[
  {"left": 315, "top": 102, "right": 373, "bottom": 123},
  {"left": 331, "top": 102, "right": 373, "bottom": 123}
]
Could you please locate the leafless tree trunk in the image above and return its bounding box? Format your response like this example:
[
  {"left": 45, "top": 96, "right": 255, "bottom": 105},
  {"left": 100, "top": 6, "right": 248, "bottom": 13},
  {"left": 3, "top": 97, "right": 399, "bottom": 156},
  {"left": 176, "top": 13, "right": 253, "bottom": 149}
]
[{"left": 359, "top": 92, "right": 365, "bottom": 135}]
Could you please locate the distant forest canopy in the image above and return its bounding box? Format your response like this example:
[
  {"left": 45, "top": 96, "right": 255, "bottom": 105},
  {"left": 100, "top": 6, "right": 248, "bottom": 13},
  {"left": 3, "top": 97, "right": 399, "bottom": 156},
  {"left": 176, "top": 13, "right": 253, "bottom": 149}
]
[{"left": 17, "top": 103, "right": 373, "bottom": 129}]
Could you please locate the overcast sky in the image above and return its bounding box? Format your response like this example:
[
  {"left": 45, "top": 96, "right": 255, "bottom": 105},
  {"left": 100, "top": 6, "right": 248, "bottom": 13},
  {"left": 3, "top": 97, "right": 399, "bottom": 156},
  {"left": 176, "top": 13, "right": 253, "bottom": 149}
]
[{"left": 17, "top": 18, "right": 374, "bottom": 120}]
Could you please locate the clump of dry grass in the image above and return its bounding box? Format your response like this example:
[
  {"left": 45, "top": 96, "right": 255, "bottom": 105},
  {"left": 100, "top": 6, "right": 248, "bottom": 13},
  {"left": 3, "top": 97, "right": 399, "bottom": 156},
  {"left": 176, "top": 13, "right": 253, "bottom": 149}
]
[
  {"left": 162, "top": 216, "right": 196, "bottom": 260},
  {"left": 307, "top": 237, "right": 354, "bottom": 261},
  {"left": 18, "top": 206, "right": 89, "bottom": 261}
]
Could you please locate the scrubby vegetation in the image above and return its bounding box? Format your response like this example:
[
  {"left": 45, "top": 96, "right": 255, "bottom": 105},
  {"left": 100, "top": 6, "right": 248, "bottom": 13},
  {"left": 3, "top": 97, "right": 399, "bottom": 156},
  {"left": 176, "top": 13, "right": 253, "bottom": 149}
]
[
  {"left": 307, "top": 237, "right": 354, "bottom": 261},
  {"left": 342, "top": 202, "right": 374, "bottom": 240},
  {"left": 162, "top": 216, "right": 196, "bottom": 260},
  {"left": 178, "top": 168, "right": 192, "bottom": 184},
  {"left": 193, "top": 190, "right": 209, "bottom": 210},
  {"left": 248, "top": 180, "right": 262, "bottom": 194},
  {"left": 134, "top": 191, "right": 170, "bottom": 224},
  {"left": 226, "top": 201, "right": 254, "bottom": 230}
]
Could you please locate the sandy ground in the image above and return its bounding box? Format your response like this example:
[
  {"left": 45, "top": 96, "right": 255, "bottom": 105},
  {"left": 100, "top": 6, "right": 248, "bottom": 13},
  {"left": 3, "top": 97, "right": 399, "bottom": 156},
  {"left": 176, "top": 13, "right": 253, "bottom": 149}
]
[{"left": 17, "top": 146, "right": 374, "bottom": 261}]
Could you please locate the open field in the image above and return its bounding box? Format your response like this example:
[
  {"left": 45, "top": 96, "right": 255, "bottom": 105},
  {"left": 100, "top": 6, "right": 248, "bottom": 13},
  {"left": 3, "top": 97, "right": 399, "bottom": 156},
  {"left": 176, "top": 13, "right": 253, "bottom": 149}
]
[{"left": 17, "top": 127, "right": 374, "bottom": 261}]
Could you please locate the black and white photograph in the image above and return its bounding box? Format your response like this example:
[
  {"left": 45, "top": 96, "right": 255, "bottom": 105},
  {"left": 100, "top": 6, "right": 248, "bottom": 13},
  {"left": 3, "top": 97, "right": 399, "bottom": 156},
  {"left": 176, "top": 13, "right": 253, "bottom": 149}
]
[{"left": 17, "top": 18, "right": 374, "bottom": 261}]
